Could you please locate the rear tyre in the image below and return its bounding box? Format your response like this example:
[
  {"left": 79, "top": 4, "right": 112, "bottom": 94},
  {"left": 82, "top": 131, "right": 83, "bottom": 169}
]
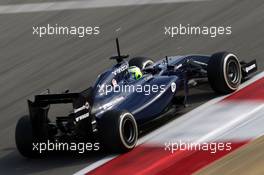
[
  {"left": 15, "top": 115, "right": 40, "bottom": 158},
  {"left": 99, "top": 110, "right": 138, "bottom": 153},
  {"left": 207, "top": 52, "right": 242, "bottom": 94},
  {"left": 129, "top": 57, "right": 154, "bottom": 69}
]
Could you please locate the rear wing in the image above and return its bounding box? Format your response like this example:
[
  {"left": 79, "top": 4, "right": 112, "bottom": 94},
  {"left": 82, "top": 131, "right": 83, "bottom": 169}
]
[
  {"left": 27, "top": 90, "right": 93, "bottom": 137},
  {"left": 28, "top": 93, "right": 83, "bottom": 127},
  {"left": 33, "top": 93, "right": 80, "bottom": 105}
]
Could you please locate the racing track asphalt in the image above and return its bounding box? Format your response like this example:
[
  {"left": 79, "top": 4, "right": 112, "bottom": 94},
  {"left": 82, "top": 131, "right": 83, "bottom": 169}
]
[{"left": 0, "top": 0, "right": 263, "bottom": 174}]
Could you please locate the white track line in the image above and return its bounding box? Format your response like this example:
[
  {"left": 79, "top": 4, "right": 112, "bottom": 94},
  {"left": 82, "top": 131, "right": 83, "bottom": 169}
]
[
  {"left": 146, "top": 102, "right": 264, "bottom": 144},
  {"left": 140, "top": 71, "right": 264, "bottom": 144},
  {"left": 195, "top": 103, "right": 264, "bottom": 143},
  {"left": 0, "top": 0, "right": 208, "bottom": 14},
  {"left": 74, "top": 72, "right": 264, "bottom": 175},
  {"left": 74, "top": 155, "right": 116, "bottom": 175}
]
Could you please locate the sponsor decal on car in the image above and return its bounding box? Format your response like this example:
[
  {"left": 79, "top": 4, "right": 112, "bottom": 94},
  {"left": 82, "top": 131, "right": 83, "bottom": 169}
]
[
  {"left": 112, "top": 64, "right": 129, "bottom": 75},
  {"left": 75, "top": 113, "right": 90, "bottom": 122},
  {"left": 112, "top": 79, "right": 118, "bottom": 87},
  {"left": 99, "top": 96, "right": 125, "bottom": 110},
  {"left": 171, "top": 82, "right": 176, "bottom": 92},
  {"left": 245, "top": 64, "right": 256, "bottom": 73},
  {"left": 74, "top": 102, "right": 90, "bottom": 122}
]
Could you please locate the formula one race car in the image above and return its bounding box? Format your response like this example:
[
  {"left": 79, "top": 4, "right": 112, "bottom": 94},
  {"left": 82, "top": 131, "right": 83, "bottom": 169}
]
[{"left": 15, "top": 38, "right": 257, "bottom": 157}]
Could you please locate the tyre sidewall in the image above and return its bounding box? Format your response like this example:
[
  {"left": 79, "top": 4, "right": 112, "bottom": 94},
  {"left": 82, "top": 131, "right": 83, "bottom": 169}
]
[
  {"left": 99, "top": 110, "right": 138, "bottom": 152},
  {"left": 118, "top": 112, "right": 138, "bottom": 149},
  {"left": 222, "top": 53, "right": 241, "bottom": 90},
  {"left": 15, "top": 115, "right": 38, "bottom": 158},
  {"left": 208, "top": 52, "right": 242, "bottom": 94}
]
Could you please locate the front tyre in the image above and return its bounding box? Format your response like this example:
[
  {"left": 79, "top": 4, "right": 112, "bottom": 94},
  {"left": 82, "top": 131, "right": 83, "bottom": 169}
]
[
  {"left": 99, "top": 110, "right": 138, "bottom": 153},
  {"left": 207, "top": 52, "right": 242, "bottom": 94}
]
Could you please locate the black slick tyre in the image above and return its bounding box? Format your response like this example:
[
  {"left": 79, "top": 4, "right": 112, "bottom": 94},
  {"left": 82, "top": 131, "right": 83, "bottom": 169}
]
[
  {"left": 207, "top": 52, "right": 242, "bottom": 94},
  {"left": 99, "top": 110, "right": 138, "bottom": 153}
]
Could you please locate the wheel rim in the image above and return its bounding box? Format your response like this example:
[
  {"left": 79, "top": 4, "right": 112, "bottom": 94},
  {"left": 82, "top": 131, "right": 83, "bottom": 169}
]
[
  {"left": 226, "top": 58, "right": 240, "bottom": 87},
  {"left": 120, "top": 113, "right": 137, "bottom": 148},
  {"left": 123, "top": 119, "right": 135, "bottom": 145}
]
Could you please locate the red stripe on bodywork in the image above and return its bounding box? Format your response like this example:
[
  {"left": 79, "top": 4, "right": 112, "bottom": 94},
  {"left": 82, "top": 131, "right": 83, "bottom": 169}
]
[
  {"left": 223, "top": 77, "right": 264, "bottom": 101},
  {"left": 88, "top": 141, "right": 248, "bottom": 175}
]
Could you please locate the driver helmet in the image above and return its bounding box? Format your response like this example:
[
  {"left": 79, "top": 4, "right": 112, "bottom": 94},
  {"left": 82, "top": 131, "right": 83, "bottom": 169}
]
[{"left": 128, "top": 66, "right": 143, "bottom": 80}]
